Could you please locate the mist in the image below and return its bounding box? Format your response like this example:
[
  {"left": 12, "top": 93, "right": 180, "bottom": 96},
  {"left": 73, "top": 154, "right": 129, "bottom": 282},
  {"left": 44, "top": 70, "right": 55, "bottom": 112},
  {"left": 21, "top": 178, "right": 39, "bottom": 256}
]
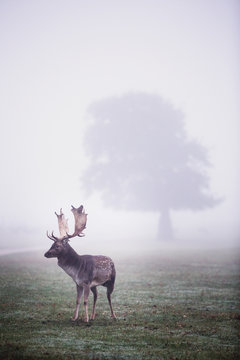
[{"left": 0, "top": 0, "right": 239, "bottom": 255}]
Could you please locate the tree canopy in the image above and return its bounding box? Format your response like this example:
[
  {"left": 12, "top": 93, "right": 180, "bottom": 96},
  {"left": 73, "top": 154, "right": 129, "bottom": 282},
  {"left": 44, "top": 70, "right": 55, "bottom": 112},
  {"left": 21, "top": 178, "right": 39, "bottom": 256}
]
[{"left": 82, "top": 93, "right": 220, "bottom": 240}]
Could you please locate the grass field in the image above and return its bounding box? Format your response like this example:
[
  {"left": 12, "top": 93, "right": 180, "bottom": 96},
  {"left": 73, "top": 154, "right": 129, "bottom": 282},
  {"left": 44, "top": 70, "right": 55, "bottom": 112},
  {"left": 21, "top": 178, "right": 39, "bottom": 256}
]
[{"left": 0, "top": 248, "right": 239, "bottom": 359}]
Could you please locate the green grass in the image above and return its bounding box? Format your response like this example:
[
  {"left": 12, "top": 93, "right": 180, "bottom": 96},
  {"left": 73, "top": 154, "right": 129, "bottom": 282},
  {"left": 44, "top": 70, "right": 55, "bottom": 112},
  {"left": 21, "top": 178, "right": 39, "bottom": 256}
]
[{"left": 0, "top": 249, "right": 240, "bottom": 359}]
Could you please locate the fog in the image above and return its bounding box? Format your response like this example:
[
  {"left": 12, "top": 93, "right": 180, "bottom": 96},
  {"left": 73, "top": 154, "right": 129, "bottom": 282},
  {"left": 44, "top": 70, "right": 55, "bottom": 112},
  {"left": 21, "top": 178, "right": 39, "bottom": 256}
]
[{"left": 0, "top": 0, "right": 239, "bottom": 254}]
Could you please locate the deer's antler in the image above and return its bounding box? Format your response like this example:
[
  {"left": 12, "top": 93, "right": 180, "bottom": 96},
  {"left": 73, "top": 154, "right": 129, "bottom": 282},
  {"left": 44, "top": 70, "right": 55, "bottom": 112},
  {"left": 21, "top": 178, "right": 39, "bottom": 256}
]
[
  {"left": 46, "top": 205, "right": 87, "bottom": 242},
  {"left": 46, "top": 231, "right": 59, "bottom": 241},
  {"left": 55, "top": 208, "right": 69, "bottom": 238},
  {"left": 66, "top": 205, "right": 87, "bottom": 239}
]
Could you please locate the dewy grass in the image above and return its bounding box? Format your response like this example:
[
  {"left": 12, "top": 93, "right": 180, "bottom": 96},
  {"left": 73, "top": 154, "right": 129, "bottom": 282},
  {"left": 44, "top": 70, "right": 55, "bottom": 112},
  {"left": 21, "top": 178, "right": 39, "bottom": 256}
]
[{"left": 0, "top": 249, "right": 240, "bottom": 359}]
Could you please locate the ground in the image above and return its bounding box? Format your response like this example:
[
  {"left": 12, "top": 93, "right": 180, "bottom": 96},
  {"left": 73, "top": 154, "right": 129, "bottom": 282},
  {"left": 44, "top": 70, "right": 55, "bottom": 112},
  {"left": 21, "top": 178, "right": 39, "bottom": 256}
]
[{"left": 0, "top": 248, "right": 239, "bottom": 359}]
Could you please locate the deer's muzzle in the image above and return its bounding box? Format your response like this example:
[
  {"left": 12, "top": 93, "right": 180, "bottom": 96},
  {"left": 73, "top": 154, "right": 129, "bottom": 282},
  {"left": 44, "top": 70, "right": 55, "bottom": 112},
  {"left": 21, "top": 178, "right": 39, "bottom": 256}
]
[{"left": 44, "top": 250, "right": 54, "bottom": 258}]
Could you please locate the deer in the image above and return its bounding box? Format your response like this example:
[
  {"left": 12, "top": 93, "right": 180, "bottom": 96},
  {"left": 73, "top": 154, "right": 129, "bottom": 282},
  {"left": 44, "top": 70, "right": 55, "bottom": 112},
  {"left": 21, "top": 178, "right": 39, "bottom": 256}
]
[{"left": 44, "top": 205, "right": 116, "bottom": 322}]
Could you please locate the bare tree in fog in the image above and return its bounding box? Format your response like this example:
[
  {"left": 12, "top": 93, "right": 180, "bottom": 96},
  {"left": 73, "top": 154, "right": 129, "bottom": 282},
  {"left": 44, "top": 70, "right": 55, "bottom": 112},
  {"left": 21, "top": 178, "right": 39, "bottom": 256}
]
[{"left": 82, "top": 93, "right": 220, "bottom": 241}]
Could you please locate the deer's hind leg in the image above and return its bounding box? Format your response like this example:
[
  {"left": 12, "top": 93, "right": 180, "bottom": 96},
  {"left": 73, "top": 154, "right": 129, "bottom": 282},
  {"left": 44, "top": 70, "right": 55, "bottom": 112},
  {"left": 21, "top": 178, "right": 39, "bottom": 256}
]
[{"left": 105, "top": 280, "right": 116, "bottom": 319}]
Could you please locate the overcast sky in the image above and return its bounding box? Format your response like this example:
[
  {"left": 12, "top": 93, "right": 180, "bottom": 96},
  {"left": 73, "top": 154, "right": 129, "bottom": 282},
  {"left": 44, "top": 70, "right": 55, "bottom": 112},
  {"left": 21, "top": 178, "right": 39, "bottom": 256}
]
[{"left": 0, "top": 0, "right": 239, "bottom": 249}]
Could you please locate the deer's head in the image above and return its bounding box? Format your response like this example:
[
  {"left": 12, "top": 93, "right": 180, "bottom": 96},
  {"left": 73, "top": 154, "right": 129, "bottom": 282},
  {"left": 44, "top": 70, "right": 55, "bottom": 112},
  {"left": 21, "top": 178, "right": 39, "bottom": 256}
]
[
  {"left": 44, "top": 205, "right": 87, "bottom": 259},
  {"left": 44, "top": 240, "right": 68, "bottom": 258}
]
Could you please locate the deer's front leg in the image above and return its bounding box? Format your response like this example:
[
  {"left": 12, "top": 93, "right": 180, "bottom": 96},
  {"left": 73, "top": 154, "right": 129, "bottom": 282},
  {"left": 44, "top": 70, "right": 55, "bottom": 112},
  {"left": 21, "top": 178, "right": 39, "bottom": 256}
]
[
  {"left": 90, "top": 286, "right": 98, "bottom": 320},
  {"left": 72, "top": 285, "right": 83, "bottom": 321},
  {"left": 83, "top": 284, "right": 90, "bottom": 322}
]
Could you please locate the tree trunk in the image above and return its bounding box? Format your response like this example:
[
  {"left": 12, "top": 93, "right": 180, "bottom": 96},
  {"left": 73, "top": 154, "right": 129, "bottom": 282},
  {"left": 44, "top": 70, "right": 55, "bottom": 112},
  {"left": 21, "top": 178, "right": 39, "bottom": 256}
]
[{"left": 157, "top": 207, "right": 174, "bottom": 241}]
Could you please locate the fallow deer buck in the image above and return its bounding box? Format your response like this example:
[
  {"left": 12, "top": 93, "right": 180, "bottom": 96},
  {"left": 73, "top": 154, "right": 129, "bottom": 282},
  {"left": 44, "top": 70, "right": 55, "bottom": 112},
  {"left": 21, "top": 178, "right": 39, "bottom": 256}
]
[{"left": 44, "top": 205, "right": 116, "bottom": 322}]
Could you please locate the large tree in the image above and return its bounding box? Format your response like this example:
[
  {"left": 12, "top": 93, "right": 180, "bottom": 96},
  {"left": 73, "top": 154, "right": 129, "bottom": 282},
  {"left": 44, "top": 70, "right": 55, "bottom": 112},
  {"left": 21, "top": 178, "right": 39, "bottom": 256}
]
[{"left": 82, "top": 93, "right": 220, "bottom": 240}]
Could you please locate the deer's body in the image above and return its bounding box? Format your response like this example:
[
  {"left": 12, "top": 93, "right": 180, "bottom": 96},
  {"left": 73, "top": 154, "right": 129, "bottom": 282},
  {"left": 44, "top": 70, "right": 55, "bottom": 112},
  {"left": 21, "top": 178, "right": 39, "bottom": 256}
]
[
  {"left": 60, "top": 251, "right": 114, "bottom": 287},
  {"left": 44, "top": 205, "right": 116, "bottom": 322}
]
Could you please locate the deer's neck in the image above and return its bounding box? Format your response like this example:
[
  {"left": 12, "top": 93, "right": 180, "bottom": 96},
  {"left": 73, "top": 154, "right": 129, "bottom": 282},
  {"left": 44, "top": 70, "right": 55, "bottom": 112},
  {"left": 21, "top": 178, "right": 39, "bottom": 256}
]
[{"left": 57, "top": 245, "right": 80, "bottom": 276}]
